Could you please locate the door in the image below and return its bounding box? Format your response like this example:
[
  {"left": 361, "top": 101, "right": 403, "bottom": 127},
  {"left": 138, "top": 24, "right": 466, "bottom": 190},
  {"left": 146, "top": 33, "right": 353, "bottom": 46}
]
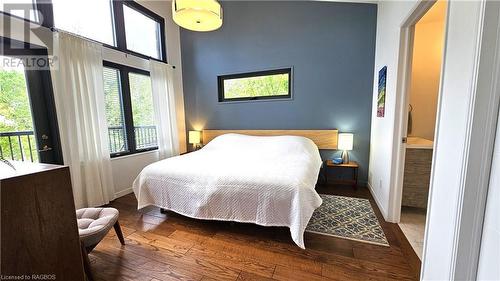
[{"left": 0, "top": 37, "right": 62, "bottom": 164}]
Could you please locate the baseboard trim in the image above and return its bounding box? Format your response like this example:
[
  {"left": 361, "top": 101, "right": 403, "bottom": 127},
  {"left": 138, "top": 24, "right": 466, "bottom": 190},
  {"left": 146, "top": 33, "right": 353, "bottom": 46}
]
[
  {"left": 115, "top": 188, "right": 133, "bottom": 199},
  {"left": 367, "top": 182, "right": 389, "bottom": 221},
  {"left": 393, "top": 223, "right": 422, "bottom": 280}
]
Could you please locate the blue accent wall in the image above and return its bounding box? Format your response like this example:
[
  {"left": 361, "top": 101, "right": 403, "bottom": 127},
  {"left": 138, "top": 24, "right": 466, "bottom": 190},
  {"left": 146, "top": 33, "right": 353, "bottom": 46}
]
[{"left": 180, "top": 1, "right": 377, "bottom": 184}]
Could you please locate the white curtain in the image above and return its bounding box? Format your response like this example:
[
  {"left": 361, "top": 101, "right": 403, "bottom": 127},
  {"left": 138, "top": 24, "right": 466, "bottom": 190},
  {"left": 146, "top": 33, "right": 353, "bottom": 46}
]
[
  {"left": 50, "top": 32, "right": 115, "bottom": 209},
  {"left": 150, "top": 60, "right": 179, "bottom": 159}
]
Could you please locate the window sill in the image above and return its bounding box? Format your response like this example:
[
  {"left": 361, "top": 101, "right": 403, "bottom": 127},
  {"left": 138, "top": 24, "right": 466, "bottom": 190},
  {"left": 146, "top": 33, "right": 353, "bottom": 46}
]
[
  {"left": 218, "top": 96, "right": 293, "bottom": 104},
  {"left": 110, "top": 149, "right": 158, "bottom": 161}
]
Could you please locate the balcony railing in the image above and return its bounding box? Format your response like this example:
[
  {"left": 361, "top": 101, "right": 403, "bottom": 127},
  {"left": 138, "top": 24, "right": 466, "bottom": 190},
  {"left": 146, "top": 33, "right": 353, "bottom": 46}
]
[
  {"left": 108, "top": 126, "right": 127, "bottom": 154},
  {"left": 108, "top": 125, "right": 157, "bottom": 154},
  {"left": 134, "top": 125, "right": 158, "bottom": 150},
  {"left": 0, "top": 131, "right": 38, "bottom": 162},
  {"left": 1, "top": 125, "right": 158, "bottom": 162}
]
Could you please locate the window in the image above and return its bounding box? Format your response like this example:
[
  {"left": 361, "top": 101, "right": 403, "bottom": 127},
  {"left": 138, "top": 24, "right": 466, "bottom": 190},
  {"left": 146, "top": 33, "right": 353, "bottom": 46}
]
[
  {"left": 123, "top": 4, "right": 162, "bottom": 59},
  {"left": 0, "top": 0, "right": 37, "bottom": 21},
  {"left": 103, "top": 62, "right": 157, "bottom": 157},
  {"left": 103, "top": 67, "right": 127, "bottom": 154},
  {"left": 129, "top": 72, "right": 156, "bottom": 150},
  {"left": 218, "top": 68, "right": 292, "bottom": 102},
  {"left": 52, "top": 0, "right": 115, "bottom": 46},
  {"left": 31, "top": 0, "right": 167, "bottom": 61},
  {"left": 0, "top": 55, "right": 39, "bottom": 162}
]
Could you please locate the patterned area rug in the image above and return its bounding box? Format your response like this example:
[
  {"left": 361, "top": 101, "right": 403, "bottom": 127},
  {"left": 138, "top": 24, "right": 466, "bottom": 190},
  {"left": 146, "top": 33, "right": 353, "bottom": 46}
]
[{"left": 306, "top": 194, "right": 389, "bottom": 246}]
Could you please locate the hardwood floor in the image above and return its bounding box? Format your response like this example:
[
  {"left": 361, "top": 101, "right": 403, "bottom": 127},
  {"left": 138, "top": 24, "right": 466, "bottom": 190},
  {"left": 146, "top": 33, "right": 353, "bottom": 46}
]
[{"left": 91, "top": 185, "right": 419, "bottom": 281}]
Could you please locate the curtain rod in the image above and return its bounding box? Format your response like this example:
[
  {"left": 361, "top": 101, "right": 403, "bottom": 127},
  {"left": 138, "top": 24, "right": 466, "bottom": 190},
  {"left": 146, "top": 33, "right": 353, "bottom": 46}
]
[{"left": 49, "top": 27, "right": 176, "bottom": 69}]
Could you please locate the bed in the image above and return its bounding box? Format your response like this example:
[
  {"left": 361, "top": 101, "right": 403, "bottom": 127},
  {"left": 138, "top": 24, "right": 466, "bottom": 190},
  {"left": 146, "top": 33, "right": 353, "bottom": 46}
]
[{"left": 132, "top": 132, "right": 332, "bottom": 248}]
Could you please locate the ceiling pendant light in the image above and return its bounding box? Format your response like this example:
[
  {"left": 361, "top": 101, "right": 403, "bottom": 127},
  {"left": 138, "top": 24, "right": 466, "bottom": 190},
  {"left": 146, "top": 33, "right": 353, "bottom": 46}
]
[{"left": 172, "top": 0, "right": 223, "bottom": 32}]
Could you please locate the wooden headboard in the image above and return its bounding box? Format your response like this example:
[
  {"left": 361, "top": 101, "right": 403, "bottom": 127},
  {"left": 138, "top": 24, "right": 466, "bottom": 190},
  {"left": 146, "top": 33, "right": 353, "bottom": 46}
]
[{"left": 202, "top": 130, "right": 338, "bottom": 149}]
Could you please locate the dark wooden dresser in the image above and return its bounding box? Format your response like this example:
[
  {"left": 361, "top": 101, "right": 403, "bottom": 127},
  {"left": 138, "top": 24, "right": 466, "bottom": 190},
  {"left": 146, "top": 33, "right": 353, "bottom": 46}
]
[{"left": 1, "top": 162, "right": 85, "bottom": 280}]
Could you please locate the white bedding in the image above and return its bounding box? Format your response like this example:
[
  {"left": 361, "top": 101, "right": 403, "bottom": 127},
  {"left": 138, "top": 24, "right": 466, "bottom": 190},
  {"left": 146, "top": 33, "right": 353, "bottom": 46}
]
[{"left": 132, "top": 133, "right": 323, "bottom": 248}]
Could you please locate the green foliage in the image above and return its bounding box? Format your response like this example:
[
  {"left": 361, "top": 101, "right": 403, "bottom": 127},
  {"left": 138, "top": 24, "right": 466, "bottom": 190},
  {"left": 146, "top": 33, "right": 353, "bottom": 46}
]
[
  {"left": 224, "top": 74, "right": 289, "bottom": 99},
  {"left": 103, "top": 70, "right": 156, "bottom": 153},
  {"left": 0, "top": 70, "right": 38, "bottom": 161},
  {"left": 129, "top": 73, "right": 156, "bottom": 150},
  {"left": 103, "top": 68, "right": 125, "bottom": 127},
  {"left": 103, "top": 69, "right": 155, "bottom": 127},
  {"left": 0, "top": 71, "right": 33, "bottom": 132},
  {"left": 129, "top": 73, "right": 154, "bottom": 126}
]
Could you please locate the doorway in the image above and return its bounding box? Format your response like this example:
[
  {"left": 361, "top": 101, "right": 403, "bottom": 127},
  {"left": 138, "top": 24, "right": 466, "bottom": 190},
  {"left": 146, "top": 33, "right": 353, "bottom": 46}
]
[
  {"left": 397, "top": 1, "right": 447, "bottom": 260},
  {"left": 0, "top": 37, "right": 62, "bottom": 164}
]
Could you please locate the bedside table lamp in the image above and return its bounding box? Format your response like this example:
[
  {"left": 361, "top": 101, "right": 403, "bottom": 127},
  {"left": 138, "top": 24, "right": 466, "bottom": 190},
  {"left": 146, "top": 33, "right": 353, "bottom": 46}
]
[
  {"left": 189, "top": 130, "right": 202, "bottom": 150},
  {"left": 338, "top": 133, "right": 353, "bottom": 164}
]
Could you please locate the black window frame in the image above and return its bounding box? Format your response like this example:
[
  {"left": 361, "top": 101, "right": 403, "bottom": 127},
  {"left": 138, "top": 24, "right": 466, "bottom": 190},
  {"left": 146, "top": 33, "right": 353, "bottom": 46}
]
[
  {"left": 2, "top": 0, "right": 167, "bottom": 63},
  {"left": 103, "top": 61, "right": 158, "bottom": 158},
  {"left": 116, "top": 0, "right": 166, "bottom": 62},
  {"left": 217, "top": 68, "right": 293, "bottom": 103},
  {"left": 112, "top": 0, "right": 167, "bottom": 62}
]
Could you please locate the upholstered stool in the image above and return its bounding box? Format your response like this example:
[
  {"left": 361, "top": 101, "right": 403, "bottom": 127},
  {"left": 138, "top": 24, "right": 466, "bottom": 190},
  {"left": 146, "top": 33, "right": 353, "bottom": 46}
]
[{"left": 76, "top": 207, "right": 125, "bottom": 280}]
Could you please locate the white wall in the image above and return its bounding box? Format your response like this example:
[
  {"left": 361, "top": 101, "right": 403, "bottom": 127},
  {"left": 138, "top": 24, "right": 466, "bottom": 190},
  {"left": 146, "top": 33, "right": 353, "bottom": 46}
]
[
  {"left": 477, "top": 110, "right": 500, "bottom": 280},
  {"left": 408, "top": 18, "right": 445, "bottom": 141},
  {"left": 111, "top": 150, "right": 160, "bottom": 197},
  {"left": 368, "top": 0, "right": 418, "bottom": 220}
]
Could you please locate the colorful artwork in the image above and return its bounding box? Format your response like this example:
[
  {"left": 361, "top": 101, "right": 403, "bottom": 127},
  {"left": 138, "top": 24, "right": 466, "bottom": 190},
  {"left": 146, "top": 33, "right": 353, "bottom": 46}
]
[{"left": 377, "top": 66, "right": 387, "bottom": 117}]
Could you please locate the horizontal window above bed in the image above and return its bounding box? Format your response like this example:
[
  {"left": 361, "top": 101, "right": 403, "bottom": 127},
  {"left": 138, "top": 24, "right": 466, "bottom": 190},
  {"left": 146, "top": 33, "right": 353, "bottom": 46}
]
[{"left": 217, "top": 68, "right": 292, "bottom": 102}]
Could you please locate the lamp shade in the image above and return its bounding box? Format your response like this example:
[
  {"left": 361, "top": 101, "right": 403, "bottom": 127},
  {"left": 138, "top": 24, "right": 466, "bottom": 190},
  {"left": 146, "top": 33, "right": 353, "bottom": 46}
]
[
  {"left": 172, "top": 0, "right": 223, "bottom": 32},
  {"left": 188, "top": 131, "right": 201, "bottom": 144},
  {"left": 338, "top": 133, "right": 353, "bottom": 151}
]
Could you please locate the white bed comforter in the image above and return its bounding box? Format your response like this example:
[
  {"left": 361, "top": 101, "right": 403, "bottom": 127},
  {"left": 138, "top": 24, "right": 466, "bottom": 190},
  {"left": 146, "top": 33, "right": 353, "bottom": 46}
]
[{"left": 132, "top": 133, "right": 323, "bottom": 248}]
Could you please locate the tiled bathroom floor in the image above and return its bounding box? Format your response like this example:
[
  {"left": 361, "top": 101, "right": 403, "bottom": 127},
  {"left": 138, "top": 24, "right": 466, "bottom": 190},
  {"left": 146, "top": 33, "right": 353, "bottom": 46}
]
[{"left": 399, "top": 207, "right": 427, "bottom": 259}]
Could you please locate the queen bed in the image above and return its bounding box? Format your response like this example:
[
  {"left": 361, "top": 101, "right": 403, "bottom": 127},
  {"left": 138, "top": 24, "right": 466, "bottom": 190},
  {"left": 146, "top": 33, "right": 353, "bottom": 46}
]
[{"left": 132, "top": 130, "right": 338, "bottom": 248}]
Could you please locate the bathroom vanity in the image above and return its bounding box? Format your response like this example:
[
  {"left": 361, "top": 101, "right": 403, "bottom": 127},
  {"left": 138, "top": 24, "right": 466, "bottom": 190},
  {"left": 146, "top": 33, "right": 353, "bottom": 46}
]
[{"left": 402, "top": 137, "right": 433, "bottom": 209}]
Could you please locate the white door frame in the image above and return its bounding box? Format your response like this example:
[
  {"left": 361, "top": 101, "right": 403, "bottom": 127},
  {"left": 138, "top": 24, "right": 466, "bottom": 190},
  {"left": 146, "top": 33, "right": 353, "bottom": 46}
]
[
  {"left": 389, "top": 0, "right": 500, "bottom": 280},
  {"left": 388, "top": 0, "right": 438, "bottom": 224},
  {"left": 439, "top": 1, "right": 500, "bottom": 279}
]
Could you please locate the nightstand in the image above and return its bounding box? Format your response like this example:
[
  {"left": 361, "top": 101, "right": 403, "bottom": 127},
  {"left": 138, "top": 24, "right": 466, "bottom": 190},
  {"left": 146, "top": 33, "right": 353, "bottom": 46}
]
[{"left": 324, "top": 160, "right": 359, "bottom": 188}]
